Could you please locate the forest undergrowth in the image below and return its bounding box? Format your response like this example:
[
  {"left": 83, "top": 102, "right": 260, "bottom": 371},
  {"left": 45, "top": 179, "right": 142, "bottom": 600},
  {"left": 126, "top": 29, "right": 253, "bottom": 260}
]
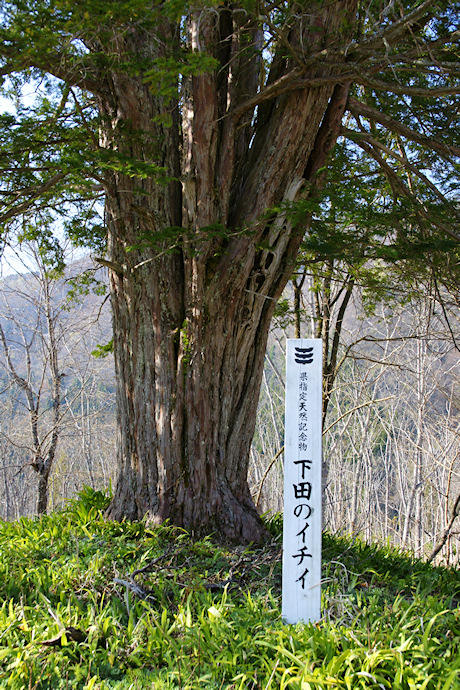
[{"left": 0, "top": 487, "right": 460, "bottom": 689}]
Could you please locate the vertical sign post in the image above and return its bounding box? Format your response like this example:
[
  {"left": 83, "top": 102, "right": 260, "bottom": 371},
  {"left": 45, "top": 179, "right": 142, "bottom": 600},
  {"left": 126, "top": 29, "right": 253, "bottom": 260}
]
[{"left": 282, "top": 339, "right": 322, "bottom": 624}]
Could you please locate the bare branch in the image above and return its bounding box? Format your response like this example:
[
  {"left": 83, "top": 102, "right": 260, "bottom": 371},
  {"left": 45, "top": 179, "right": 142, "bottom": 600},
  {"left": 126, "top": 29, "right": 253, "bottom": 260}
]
[{"left": 427, "top": 493, "right": 460, "bottom": 563}]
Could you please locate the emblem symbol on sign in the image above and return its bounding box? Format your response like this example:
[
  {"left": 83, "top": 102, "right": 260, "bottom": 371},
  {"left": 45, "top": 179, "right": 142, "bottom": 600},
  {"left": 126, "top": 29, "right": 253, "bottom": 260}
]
[{"left": 294, "top": 347, "right": 314, "bottom": 364}]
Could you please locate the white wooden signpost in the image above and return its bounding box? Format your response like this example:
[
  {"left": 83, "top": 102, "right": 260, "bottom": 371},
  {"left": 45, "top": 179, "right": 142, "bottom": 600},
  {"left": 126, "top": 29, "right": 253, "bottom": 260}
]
[{"left": 282, "top": 339, "right": 322, "bottom": 624}]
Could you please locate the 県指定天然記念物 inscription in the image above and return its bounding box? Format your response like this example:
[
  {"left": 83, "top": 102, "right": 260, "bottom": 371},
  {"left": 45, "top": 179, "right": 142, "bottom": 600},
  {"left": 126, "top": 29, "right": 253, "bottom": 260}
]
[{"left": 282, "top": 340, "right": 322, "bottom": 624}]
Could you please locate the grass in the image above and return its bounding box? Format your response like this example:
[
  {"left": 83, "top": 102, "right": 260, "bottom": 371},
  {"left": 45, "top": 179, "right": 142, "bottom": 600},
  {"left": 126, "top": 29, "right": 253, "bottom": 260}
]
[{"left": 0, "top": 488, "right": 460, "bottom": 688}]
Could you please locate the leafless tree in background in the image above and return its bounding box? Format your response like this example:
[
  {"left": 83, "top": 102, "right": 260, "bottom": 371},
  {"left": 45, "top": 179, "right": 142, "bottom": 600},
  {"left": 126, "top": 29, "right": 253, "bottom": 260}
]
[
  {"left": 250, "top": 277, "right": 460, "bottom": 564},
  {"left": 0, "top": 242, "right": 115, "bottom": 518}
]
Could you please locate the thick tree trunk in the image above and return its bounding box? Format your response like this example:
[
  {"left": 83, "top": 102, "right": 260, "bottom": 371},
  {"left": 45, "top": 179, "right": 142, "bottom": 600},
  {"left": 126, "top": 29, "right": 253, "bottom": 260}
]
[
  {"left": 107, "top": 254, "right": 279, "bottom": 541},
  {"left": 104, "top": 209, "right": 293, "bottom": 540},
  {"left": 102, "top": 1, "right": 358, "bottom": 540}
]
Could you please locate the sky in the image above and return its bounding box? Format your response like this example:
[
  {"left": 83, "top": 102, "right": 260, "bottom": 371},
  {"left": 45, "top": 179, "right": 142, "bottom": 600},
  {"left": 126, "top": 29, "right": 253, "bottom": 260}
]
[{"left": 0, "top": 88, "right": 96, "bottom": 278}]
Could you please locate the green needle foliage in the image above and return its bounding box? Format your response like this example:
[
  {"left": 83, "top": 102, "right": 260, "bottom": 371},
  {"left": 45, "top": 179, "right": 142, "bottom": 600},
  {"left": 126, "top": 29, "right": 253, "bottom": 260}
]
[{"left": 0, "top": 489, "right": 460, "bottom": 689}]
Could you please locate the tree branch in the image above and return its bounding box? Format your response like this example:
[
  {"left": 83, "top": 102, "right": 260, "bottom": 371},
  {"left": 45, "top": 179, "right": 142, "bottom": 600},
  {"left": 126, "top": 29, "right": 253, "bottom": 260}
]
[
  {"left": 342, "top": 127, "right": 460, "bottom": 221},
  {"left": 230, "top": 67, "right": 355, "bottom": 120},
  {"left": 0, "top": 40, "right": 106, "bottom": 94},
  {"left": 427, "top": 493, "right": 460, "bottom": 563},
  {"left": 343, "top": 134, "right": 460, "bottom": 242},
  {"left": 0, "top": 172, "right": 66, "bottom": 224},
  {"left": 347, "top": 97, "right": 460, "bottom": 160},
  {"left": 349, "top": 0, "right": 441, "bottom": 57},
  {"left": 353, "top": 75, "right": 460, "bottom": 98}
]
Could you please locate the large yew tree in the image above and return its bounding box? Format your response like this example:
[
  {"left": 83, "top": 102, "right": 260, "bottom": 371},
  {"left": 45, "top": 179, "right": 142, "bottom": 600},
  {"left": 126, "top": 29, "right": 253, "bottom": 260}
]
[{"left": 0, "top": 0, "right": 459, "bottom": 540}]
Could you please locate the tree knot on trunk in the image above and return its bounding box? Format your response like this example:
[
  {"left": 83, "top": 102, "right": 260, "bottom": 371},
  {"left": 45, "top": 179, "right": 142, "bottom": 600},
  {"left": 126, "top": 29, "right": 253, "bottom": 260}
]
[{"left": 31, "top": 458, "right": 45, "bottom": 474}]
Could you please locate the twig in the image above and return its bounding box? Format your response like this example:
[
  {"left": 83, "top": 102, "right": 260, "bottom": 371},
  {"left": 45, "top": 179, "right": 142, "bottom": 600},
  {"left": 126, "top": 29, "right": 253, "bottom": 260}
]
[
  {"left": 130, "top": 547, "right": 176, "bottom": 580},
  {"left": 204, "top": 554, "right": 247, "bottom": 591},
  {"left": 113, "top": 578, "right": 156, "bottom": 602},
  {"left": 427, "top": 493, "right": 460, "bottom": 563},
  {"left": 255, "top": 447, "right": 284, "bottom": 508}
]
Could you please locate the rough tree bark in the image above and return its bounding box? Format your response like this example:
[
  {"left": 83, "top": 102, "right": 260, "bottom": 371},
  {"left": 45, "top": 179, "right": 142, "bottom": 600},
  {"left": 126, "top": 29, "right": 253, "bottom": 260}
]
[{"left": 99, "top": 2, "right": 358, "bottom": 540}]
